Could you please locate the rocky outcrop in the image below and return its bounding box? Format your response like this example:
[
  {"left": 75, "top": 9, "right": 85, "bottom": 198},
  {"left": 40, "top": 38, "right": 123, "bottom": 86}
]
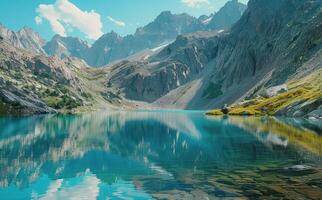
[{"left": 276, "top": 97, "right": 322, "bottom": 118}]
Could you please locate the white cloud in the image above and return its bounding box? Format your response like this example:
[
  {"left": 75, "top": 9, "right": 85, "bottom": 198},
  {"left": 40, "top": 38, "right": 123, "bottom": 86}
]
[
  {"left": 107, "top": 16, "right": 126, "bottom": 27},
  {"left": 36, "top": 0, "right": 103, "bottom": 40},
  {"left": 36, "top": 175, "right": 100, "bottom": 200},
  {"left": 181, "top": 0, "right": 210, "bottom": 7},
  {"left": 35, "top": 16, "right": 43, "bottom": 25}
]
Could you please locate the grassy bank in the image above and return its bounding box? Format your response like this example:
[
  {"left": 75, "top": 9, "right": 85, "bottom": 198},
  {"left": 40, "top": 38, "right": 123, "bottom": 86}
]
[{"left": 207, "top": 69, "right": 322, "bottom": 116}]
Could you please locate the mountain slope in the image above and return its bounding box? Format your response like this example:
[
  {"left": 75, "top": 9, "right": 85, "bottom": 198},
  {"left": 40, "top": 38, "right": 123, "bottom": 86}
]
[
  {"left": 203, "top": 0, "right": 322, "bottom": 108},
  {"left": 0, "top": 38, "right": 126, "bottom": 115}
]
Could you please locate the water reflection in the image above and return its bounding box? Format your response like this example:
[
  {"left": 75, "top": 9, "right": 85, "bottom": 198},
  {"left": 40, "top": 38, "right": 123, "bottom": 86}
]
[{"left": 0, "top": 111, "right": 321, "bottom": 199}]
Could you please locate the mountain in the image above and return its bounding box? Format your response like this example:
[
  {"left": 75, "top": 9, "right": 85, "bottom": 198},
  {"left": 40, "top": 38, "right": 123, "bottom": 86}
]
[
  {"left": 207, "top": 0, "right": 247, "bottom": 30},
  {"left": 44, "top": 1, "right": 247, "bottom": 67},
  {"left": 0, "top": 25, "right": 46, "bottom": 55},
  {"left": 134, "top": 11, "right": 205, "bottom": 43},
  {"left": 104, "top": 0, "right": 322, "bottom": 117},
  {"left": 43, "top": 34, "right": 89, "bottom": 59}
]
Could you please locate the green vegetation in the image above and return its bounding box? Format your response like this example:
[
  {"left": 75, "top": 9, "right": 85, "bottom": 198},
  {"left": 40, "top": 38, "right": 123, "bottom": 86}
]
[
  {"left": 43, "top": 95, "right": 82, "bottom": 110},
  {"left": 0, "top": 100, "right": 7, "bottom": 114},
  {"left": 207, "top": 69, "right": 322, "bottom": 116},
  {"left": 0, "top": 96, "right": 25, "bottom": 115},
  {"left": 42, "top": 85, "right": 83, "bottom": 110}
]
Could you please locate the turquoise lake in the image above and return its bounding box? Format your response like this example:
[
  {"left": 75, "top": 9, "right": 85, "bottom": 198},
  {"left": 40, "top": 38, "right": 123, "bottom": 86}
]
[{"left": 0, "top": 111, "right": 321, "bottom": 199}]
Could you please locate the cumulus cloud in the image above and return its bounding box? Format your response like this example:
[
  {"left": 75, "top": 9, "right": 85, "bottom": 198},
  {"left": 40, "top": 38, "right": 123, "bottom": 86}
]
[
  {"left": 181, "top": 0, "right": 210, "bottom": 7},
  {"left": 36, "top": 0, "right": 103, "bottom": 40},
  {"left": 107, "top": 16, "right": 126, "bottom": 27}
]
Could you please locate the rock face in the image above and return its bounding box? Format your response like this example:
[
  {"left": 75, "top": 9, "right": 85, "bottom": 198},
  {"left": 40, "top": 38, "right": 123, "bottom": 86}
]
[
  {"left": 0, "top": 25, "right": 46, "bottom": 55},
  {"left": 276, "top": 97, "right": 322, "bottom": 118},
  {"left": 105, "top": 0, "right": 322, "bottom": 112},
  {"left": 262, "top": 84, "right": 288, "bottom": 98}
]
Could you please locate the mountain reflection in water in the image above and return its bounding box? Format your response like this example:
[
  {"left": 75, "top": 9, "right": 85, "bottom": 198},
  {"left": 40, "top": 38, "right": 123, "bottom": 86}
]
[{"left": 0, "top": 111, "right": 321, "bottom": 199}]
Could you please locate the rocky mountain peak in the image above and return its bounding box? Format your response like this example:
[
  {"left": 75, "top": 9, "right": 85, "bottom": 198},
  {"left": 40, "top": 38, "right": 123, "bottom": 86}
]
[
  {"left": 156, "top": 11, "right": 173, "bottom": 19},
  {"left": 44, "top": 34, "right": 90, "bottom": 59},
  {"left": 93, "top": 31, "right": 122, "bottom": 48},
  {"left": 18, "top": 26, "right": 36, "bottom": 34},
  {"left": 0, "top": 24, "right": 46, "bottom": 55},
  {"left": 207, "top": 0, "right": 247, "bottom": 30}
]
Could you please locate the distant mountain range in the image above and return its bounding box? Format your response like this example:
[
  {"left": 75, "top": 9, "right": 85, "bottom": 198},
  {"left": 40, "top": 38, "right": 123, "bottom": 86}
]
[{"left": 0, "top": 0, "right": 247, "bottom": 67}]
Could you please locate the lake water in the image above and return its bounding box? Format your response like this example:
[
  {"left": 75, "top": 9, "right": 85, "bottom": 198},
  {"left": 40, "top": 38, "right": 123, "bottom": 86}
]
[{"left": 0, "top": 111, "right": 321, "bottom": 199}]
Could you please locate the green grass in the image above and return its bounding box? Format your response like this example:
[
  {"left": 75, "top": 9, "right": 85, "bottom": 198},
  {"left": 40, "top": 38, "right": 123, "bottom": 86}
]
[
  {"left": 43, "top": 96, "right": 62, "bottom": 109},
  {"left": 43, "top": 95, "right": 82, "bottom": 110},
  {"left": 207, "top": 69, "right": 322, "bottom": 116}
]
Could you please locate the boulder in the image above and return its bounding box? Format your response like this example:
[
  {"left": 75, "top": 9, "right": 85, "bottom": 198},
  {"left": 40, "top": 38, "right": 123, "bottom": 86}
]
[{"left": 261, "top": 84, "right": 288, "bottom": 98}]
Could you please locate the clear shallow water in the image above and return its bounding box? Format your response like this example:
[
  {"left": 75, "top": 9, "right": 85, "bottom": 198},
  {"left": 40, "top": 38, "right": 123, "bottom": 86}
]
[{"left": 0, "top": 111, "right": 321, "bottom": 200}]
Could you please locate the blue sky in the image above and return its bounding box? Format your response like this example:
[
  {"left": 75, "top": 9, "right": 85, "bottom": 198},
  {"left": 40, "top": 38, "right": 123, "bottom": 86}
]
[{"left": 0, "top": 0, "right": 248, "bottom": 42}]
